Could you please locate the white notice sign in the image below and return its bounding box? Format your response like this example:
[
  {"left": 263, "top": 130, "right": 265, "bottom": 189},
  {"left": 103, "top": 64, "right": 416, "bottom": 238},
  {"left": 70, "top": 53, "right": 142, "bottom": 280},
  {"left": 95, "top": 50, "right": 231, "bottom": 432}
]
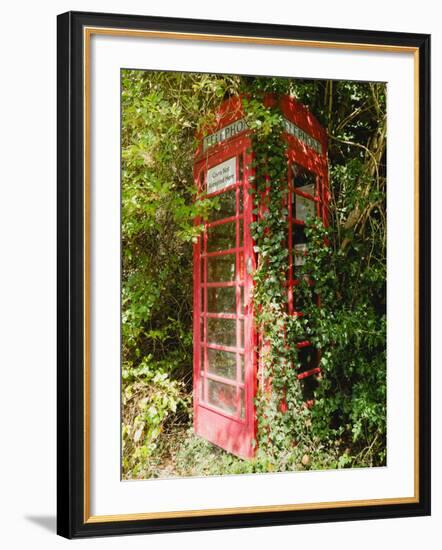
[{"left": 207, "top": 157, "right": 237, "bottom": 194}]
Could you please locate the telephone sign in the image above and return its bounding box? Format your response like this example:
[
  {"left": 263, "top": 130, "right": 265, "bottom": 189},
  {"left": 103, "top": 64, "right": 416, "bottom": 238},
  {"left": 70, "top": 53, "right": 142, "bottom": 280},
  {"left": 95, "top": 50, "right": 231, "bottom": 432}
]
[
  {"left": 203, "top": 118, "right": 248, "bottom": 152},
  {"left": 282, "top": 117, "right": 323, "bottom": 154}
]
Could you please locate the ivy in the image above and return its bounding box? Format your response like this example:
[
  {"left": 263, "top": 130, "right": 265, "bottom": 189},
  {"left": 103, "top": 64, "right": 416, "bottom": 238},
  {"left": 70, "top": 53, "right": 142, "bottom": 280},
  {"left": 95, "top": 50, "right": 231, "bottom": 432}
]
[
  {"left": 243, "top": 80, "right": 386, "bottom": 470},
  {"left": 242, "top": 92, "right": 309, "bottom": 467}
]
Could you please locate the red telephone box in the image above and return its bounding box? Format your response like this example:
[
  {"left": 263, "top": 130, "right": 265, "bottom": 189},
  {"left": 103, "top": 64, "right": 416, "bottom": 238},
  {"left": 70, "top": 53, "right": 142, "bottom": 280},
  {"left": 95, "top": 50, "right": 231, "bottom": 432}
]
[{"left": 193, "top": 95, "right": 329, "bottom": 459}]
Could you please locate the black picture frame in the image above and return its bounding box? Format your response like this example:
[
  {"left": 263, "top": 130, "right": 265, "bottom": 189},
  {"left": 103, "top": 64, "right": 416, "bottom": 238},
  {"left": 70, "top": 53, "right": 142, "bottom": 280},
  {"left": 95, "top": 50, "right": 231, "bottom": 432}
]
[{"left": 57, "top": 10, "right": 431, "bottom": 539}]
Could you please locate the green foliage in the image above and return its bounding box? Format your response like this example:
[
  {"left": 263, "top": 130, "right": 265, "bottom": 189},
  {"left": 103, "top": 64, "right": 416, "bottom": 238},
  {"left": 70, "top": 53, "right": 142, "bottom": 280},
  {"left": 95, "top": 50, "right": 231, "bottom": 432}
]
[
  {"left": 299, "top": 218, "right": 386, "bottom": 467},
  {"left": 122, "top": 358, "right": 190, "bottom": 478},
  {"left": 121, "top": 71, "right": 387, "bottom": 478},
  {"left": 242, "top": 78, "right": 386, "bottom": 469},
  {"left": 121, "top": 70, "right": 242, "bottom": 477}
]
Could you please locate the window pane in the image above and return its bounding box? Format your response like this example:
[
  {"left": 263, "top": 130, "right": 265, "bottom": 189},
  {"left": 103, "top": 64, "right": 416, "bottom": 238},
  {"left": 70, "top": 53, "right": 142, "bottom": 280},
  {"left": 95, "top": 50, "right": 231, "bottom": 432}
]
[
  {"left": 207, "top": 286, "right": 236, "bottom": 313},
  {"left": 207, "top": 379, "right": 237, "bottom": 414},
  {"left": 207, "top": 318, "right": 237, "bottom": 347},
  {"left": 207, "top": 221, "right": 236, "bottom": 252},
  {"left": 207, "top": 349, "right": 237, "bottom": 380},
  {"left": 292, "top": 164, "right": 317, "bottom": 189},
  {"left": 240, "top": 388, "right": 245, "bottom": 419},
  {"left": 292, "top": 226, "right": 308, "bottom": 278},
  {"left": 209, "top": 189, "right": 236, "bottom": 222},
  {"left": 298, "top": 183, "right": 315, "bottom": 197},
  {"left": 292, "top": 224, "right": 307, "bottom": 246},
  {"left": 240, "top": 354, "right": 244, "bottom": 382},
  {"left": 295, "top": 194, "right": 316, "bottom": 222},
  {"left": 294, "top": 243, "right": 307, "bottom": 266},
  {"left": 207, "top": 254, "right": 235, "bottom": 282},
  {"left": 297, "top": 346, "right": 317, "bottom": 373}
]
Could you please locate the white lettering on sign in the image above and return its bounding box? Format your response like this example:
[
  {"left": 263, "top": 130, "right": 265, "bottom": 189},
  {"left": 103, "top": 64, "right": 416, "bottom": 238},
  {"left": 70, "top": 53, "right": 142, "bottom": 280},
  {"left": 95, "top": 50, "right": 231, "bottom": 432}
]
[
  {"left": 203, "top": 119, "right": 248, "bottom": 152},
  {"left": 202, "top": 116, "right": 322, "bottom": 155},
  {"left": 207, "top": 157, "right": 237, "bottom": 194},
  {"left": 282, "top": 118, "right": 323, "bottom": 155}
]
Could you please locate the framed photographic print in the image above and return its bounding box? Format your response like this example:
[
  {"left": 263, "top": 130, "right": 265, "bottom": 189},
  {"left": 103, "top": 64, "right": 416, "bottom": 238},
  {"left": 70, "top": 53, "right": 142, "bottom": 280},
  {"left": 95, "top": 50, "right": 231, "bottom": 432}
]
[{"left": 57, "top": 11, "right": 431, "bottom": 538}]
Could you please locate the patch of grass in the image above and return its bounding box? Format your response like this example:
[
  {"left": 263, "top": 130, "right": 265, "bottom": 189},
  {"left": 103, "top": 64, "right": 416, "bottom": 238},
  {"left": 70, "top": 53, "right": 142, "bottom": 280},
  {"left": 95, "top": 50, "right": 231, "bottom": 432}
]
[{"left": 132, "top": 425, "right": 369, "bottom": 479}]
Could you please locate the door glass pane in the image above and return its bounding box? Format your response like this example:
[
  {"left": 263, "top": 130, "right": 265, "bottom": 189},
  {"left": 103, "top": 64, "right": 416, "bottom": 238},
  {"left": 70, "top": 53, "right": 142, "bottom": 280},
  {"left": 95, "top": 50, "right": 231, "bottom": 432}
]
[
  {"left": 207, "top": 349, "right": 237, "bottom": 380},
  {"left": 237, "top": 251, "right": 244, "bottom": 281},
  {"left": 240, "top": 388, "right": 245, "bottom": 419},
  {"left": 207, "top": 379, "right": 237, "bottom": 415},
  {"left": 200, "top": 257, "right": 205, "bottom": 282},
  {"left": 295, "top": 194, "right": 316, "bottom": 222},
  {"left": 200, "top": 287, "right": 205, "bottom": 312},
  {"left": 207, "top": 286, "right": 236, "bottom": 313},
  {"left": 238, "top": 218, "right": 243, "bottom": 246},
  {"left": 207, "top": 221, "right": 236, "bottom": 252},
  {"left": 207, "top": 318, "right": 237, "bottom": 347},
  {"left": 209, "top": 189, "right": 236, "bottom": 221},
  {"left": 201, "top": 346, "right": 205, "bottom": 372},
  {"left": 207, "top": 254, "right": 235, "bottom": 282},
  {"left": 239, "top": 354, "right": 244, "bottom": 382},
  {"left": 199, "top": 375, "right": 204, "bottom": 401},
  {"left": 239, "top": 319, "right": 244, "bottom": 348}
]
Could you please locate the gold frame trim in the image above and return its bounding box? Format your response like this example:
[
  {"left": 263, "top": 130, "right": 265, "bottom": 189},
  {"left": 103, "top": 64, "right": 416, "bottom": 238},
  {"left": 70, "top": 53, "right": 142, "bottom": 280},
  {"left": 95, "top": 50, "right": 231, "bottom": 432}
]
[{"left": 83, "top": 27, "right": 420, "bottom": 524}]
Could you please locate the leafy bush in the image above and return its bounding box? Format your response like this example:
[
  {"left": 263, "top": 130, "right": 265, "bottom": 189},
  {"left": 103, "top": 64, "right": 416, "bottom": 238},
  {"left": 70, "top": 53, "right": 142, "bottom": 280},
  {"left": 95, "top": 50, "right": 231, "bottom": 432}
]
[{"left": 122, "top": 358, "right": 190, "bottom": 478}]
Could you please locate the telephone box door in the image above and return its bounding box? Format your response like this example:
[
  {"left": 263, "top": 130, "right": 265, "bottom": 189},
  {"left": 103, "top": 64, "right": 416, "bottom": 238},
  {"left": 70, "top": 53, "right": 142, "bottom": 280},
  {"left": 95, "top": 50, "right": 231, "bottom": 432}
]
[{"left": 193, "top": 140, "right": 256, "bottom": 459}]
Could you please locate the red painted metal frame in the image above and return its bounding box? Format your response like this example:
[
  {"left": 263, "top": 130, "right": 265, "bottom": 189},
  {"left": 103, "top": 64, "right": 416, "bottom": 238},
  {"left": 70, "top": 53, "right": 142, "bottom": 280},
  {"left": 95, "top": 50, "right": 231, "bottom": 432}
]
[
  {"left": 282, "top": 95, "right": 329, "bottom": 382},
  {"left": 193, "top": 95, "right": 328, "bottom": 459},
  {"left": 193, "top": 100, "right": 256, "bottom": 458}
]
